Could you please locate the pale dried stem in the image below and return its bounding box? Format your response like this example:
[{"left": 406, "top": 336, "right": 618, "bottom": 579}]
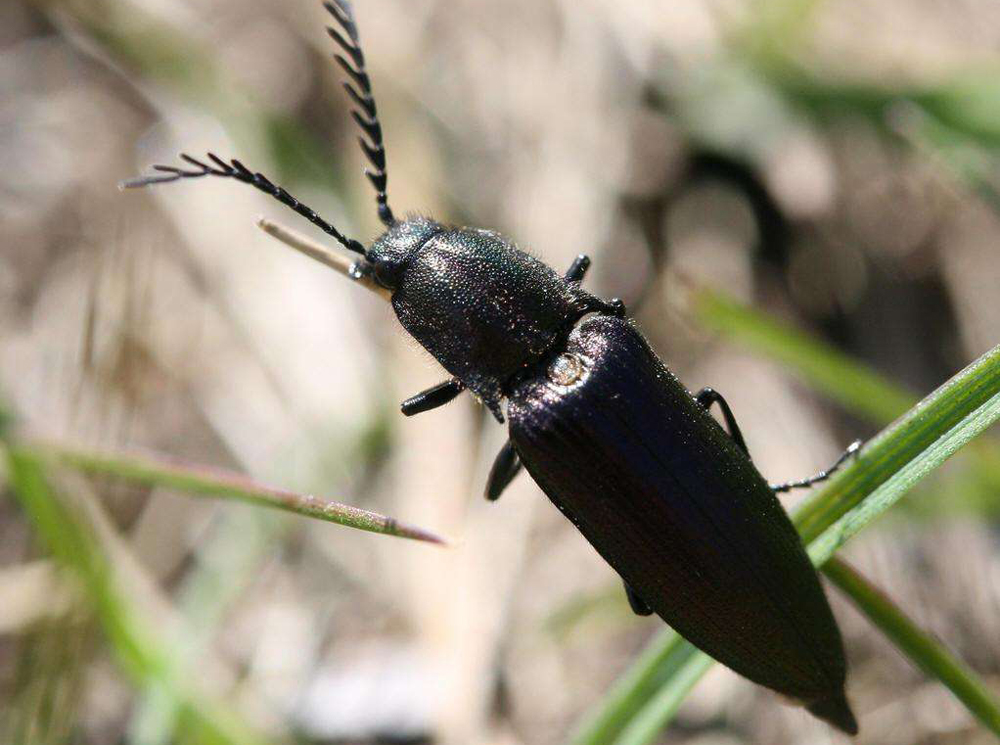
[{"left": 256, "top": 217, "right": 391, "bottom": 300}]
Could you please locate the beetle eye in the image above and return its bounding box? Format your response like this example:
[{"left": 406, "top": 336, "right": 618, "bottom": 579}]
[{"left": 373, "top": 256, "right": 402, "bottom": 290}]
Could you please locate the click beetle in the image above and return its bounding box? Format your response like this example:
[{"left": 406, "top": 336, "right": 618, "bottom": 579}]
[{"left": 124, "top": 0, "right": 861, "bottom": 734}]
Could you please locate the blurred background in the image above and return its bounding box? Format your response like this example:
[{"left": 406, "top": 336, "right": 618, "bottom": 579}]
[{"left": 2, "top": 0, "right": 1000, "bottom": 743}]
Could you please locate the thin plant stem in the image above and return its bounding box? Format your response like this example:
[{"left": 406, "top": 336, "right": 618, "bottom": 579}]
[
  {"left": 25, "top": 441, "right": 446, "bottom": 544},
  {"left": 823, "top": 557, "right": 1000, "bottom": 736}
]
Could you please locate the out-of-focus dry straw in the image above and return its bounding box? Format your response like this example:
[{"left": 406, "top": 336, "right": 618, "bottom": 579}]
[{"left": 257, "top": 217, "right": 391, "bottom": 300}]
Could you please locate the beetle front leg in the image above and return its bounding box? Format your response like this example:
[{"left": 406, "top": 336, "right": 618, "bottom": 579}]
[
  {"left": 566, "top": 256, "right": 625, "bottom": 317},
  {"left": 623, "top": 581, "right": 654, "bottom": 616},
  {"left": 564, "top": 254, "right": 591, "bottom": 282},
  {"left": 694, "top": 387, "right": 749, "bottom": 456},
  {"left": 485, "top": 440, "right": 523, "bottom": 501},
  {"left": 770, "top": 440, "right": 862, "bottom": 493},
  {"left": 400, "top": 378, "right": 465, "bottom": 416}
]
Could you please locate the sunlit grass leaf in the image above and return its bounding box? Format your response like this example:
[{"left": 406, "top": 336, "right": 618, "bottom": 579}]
[
  {"left": 731, "top": 10, "right": 1000, "bottom": 200},
  {"left": 690, "top": 286, "right": 1000, "bottom": 517},
  {"left": 800, "top": 357, "right": 1000, "bottom": 557},
  {"left": 823, "top": 557, "right": 1000, "bottom": 736},
  {"left": 571, "top": 343, "right": 1000, "bottom": 745},
  {"left": 2, "top": 426, "right": 443, "bottom": 741},
  {"left": 689, "top": 287, "right": 916, "bottom": 423},
  {"left": 569, "top": 632, "right": 692, "bottom": 745},
  {"left": 610, "top": 649, "right": 716, "bottom": 745},
  {"left": 3, "top": 446, "right": 268, "bottom": 745},
  {"left": 30, "top": 441, "right": 446, "bottom": 544}
]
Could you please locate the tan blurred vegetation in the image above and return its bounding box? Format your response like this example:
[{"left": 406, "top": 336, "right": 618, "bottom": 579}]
[{"left": 1, "top": 0, "right": 1000, "bottom": 743}]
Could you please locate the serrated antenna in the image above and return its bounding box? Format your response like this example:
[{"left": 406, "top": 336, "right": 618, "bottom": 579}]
[{"left": 324, "top": 0, "right": 395, "bottom": 226}]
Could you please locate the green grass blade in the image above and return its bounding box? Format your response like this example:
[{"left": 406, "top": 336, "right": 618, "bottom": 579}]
[
  {"left": 691, "top": 287, "right": 1000, "bottom": 519},
  {"left": 822, "top": 557, "right": 1000, "bottom": 735},
  {"left": 569, "top": 631, "right": 690, "bottom": 745},
  {"left": 612, "top": 651, "right": 715, "bottom": 745},
  {"left": 4, "top": 446, "right": 268, "bottom": 745},
  {"left": 570, "top": 343, "right": 1000, "bottom": 745},
  {"left": 614, "top": 527, "right": 1000, "bottom": 745},
  {"left": 794, "top": 344, "right": 1000, "bottom": 545},
  {"left": 30, "top": 441, "right": 446, "bottom": 544},
  {"left": 689, "top": 287, "right": 917, "bottom": 423}
]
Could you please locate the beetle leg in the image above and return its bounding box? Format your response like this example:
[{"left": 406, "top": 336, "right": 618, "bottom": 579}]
[
  {"left": 485, "top": 439, "right": 523, "bottom": 501},
  {"left": 770, "top": 440, "right": 862, "bottom": 493},
  {"left": 401, "top": 378, "right": 464, "bottom": 416},
  {"left": 566, "top": 256, "right": 626, "bottom": 318},
  {"left": 623, "top": 581, "right": 654, "bottom": 616},
  {"left": 606, "top": 298, "right": 627, "bottom": 317},
  {"left": 694, "top": 387, "right": 750, "bottom": 456},
  {"left": 564, "top": 254, "right": 591, "bottom": 282},
  {"left": 579, "top": 296, "right": 626, "bottom": 318}
]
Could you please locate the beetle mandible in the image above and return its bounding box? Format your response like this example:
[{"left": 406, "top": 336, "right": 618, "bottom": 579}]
[{"left": 124, "top": 0, "right": 861, "bottom": 734}]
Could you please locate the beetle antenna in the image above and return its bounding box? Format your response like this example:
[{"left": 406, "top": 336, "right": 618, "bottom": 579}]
[
  {"left": 323, "top": 0, "right": 395, "bottom": 227},
  {"left": 121, "top": 153, "right": 367, "bottom": 256}
]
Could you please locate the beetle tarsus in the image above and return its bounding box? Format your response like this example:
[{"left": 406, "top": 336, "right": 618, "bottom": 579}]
[
  {"left": 608, "top": 298, "right": 627, "bottom": 317},
  {"left": 579, "top": 296, "right": 626, "bottom": 318},
  {"left": 485, "top": 439, "right": 523, "bottom": 501},
  {"left": 401, "top": 378, "right": 465, "bottom": 416},
  {"left": 485, "top": 398, "right": 505, "bottom": 424},
  {"left": 695, "top": 387, "right": 750, "bottom": 456},
  {"left": 770, "top": 440, "right": 862, "bottom": 493},
  {"left": 564, "top": 254, "right": 591, "bottom": 283}
]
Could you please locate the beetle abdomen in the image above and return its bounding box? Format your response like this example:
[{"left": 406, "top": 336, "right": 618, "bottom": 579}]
[{"left": 508, "top": 315, "right": 854, "bottom": 728}]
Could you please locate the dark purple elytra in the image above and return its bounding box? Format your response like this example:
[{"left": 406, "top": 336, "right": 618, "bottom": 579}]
[
  {"left": 508, "top": 315, "right": 854, "bottom": 730},
  {"left": 123, "top": 0, "right": 859, "bottom": 734}
]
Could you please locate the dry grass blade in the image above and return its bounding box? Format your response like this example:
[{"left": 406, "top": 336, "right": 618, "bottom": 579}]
[
  {"left": 256, "top": 218, "right": 391, "bottom": 299},
  {"left": 28, "top": 441, "right": 446, "bottom": 544}
]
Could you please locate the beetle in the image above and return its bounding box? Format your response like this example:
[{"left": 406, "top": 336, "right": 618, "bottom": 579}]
[{"left": 123, "top": 0, "right": 862, "bottom": 734}]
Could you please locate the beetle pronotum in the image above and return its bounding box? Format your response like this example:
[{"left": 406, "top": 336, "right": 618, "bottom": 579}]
[{"left": 124, "top": 0, "right": 862, "bottom": 733}]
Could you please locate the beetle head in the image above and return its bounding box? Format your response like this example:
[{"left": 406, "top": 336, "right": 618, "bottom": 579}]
[
  {"left": 366, "top": 217, "right": 442, "bottom": 290},
  {"left": 373, "top": 222, "right": 608, "bottom": 421}
]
